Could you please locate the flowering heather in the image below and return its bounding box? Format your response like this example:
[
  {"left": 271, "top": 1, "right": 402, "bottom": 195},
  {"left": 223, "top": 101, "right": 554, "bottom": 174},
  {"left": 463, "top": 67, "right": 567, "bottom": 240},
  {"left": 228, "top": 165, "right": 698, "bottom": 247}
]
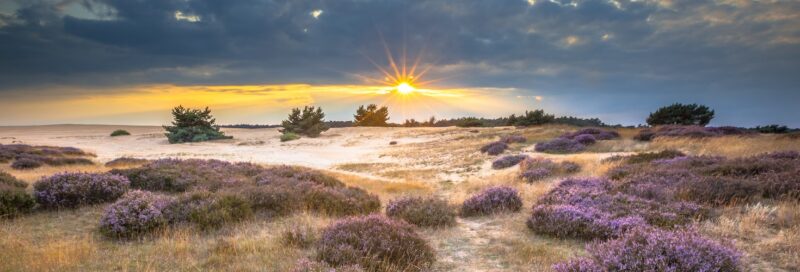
[
  {"left": 10, "top": 157, "right": 43, "bottom": 169},
  {"left": 99, "top": 190, "right": 174, "bottom": 238},
  {"left": 34, "top": 172, "right": 130, "bottom": 209},
  {"left": 461, "top": 186, "right": 523, "bottom": 217},
  {"left": 500, "top": 135, "right": 527, "bottom": 144},
  {"left": 529, "top": 178, "right": 706, "bottom": 239},
  {"left": 304, "top": 186, "right": 381, "bottom": 216},
  {"left": 634, "top": 125, "right": 754, "bottom": 141},
  {"left": 560, "top": 161, "right": 581, "bottom": 173},
  {"left": 480, "top": 141, "right": 508, "bottom": 156},
  {"left": 491, "top": 154, "right": 529, "bottom": 169},
  {"left": 1, "top": 172, "right": 34, "bottom": 218},
  {"left": 292, "top": 258, "right": 364, "bottom": 272},
  {"left": 573, "top": 134, "right": 597, "bottom": 145},
  {"left": 518, "top": 157, "right": 579, "bottom": 182},
  {"left": 520, "top": 167, "right": 553, "bottom": 182},
  {"left": 111, "top": 158, "right": 264, "bottom": 192},
  {"left": 317, "top": 214, "right": 435, "bottom": 271},
  {"left": 386, "top": 196, "right": 456, "bottom": 227},
  {"left": 256, "top": 165, "right": 344, "bottom": 187},
  {"left": 535, "top": 138, "right": 585, "bottom": 154},
  {"left": 561, "top": 128, "right": 620, "bottom": 141},
  {"left": 1, "top": 144, "right": 94, "bottom": 169},
  {"left": 555, "top": 228, "right": 742, "bottom": 272}
]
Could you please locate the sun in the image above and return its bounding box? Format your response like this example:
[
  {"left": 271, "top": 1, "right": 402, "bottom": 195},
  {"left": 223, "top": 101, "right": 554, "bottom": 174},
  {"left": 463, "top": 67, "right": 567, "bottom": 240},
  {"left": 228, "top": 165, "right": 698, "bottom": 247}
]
[{"left": 396, "top": 82, "right": 415, "bottom": 94}]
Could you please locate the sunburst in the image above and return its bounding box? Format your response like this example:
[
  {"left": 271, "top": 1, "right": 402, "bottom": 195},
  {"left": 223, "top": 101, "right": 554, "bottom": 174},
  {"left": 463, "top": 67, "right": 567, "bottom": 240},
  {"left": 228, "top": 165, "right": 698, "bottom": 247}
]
[{"left": 355, "top": 35, "right": 445, "bottom": 95}]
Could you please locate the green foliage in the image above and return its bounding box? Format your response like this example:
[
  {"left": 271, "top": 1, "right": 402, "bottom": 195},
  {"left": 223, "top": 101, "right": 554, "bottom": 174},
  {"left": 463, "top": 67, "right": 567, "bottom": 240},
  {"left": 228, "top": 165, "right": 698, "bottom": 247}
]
[
  {"left": 753, "top": 124, "right": 790, "bottom": 134},
  {"left": 110, "top": 129, "right": 131, "bottom": 137},
  {"left": 646, "top": 103, "right": 715, "bottom": 126},
  {"left": 455, "top": 117, "right": 484, "bottom": 127},
  {"left": 280, "top": 132, "right": 301, "bottom": 142},
  {"left": 353, "top": 104, "right": 390, "bottom": 126},
  {"left": 163, "top": 106, "right": 231, "bottom": 144},
  {"left": 508, "top": 109, "right": 555, "bottom": 126},
  {"left": 281, "top": 106, "right": 329, "bottom": 137},
  {"left": 1, "top": 172, "right": 34, "bottom": 218}
]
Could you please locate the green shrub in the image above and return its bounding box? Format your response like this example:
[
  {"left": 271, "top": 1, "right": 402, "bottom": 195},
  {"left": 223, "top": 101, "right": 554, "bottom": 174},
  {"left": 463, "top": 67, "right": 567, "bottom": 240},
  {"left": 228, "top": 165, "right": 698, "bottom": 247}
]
[
  {"left": 281, "top": 106, "right": 330, "bottom": 137},
  {"left": 646, "top": 103, "right": 714, "bottom": 126},
  {"left": 163, "top": 106, "right": 232, "bottom": 144},
  {"left": 110, "top": 129, "right": 131, "bottom": 137},
  {"left": 1, "top": 172, "right": 34, "bottom": 218},
  {"left": 353, "top": 104, "right": 389, "bottom": 127},
  {"left": 280, "top": 132, "right": 301, "bottom": 142},
  {"left": 508, "top": 109, "right": 555, "bottom": 126}
]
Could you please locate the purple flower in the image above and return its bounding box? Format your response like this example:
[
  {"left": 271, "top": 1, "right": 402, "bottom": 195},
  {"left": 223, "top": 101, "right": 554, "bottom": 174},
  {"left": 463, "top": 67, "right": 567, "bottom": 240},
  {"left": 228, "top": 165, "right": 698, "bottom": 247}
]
[
  {"left": 33, "top": 172, "right": 130, "bottom": 209},
  {"left": 461, "top": 186, "right": 523, "bottom": 216}
]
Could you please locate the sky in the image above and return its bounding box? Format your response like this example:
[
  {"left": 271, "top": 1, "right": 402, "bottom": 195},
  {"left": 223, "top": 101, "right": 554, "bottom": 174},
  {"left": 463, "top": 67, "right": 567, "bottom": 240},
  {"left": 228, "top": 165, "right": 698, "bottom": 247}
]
[{"left": 0, "top": 0, "right": 798, "bottom": 126}]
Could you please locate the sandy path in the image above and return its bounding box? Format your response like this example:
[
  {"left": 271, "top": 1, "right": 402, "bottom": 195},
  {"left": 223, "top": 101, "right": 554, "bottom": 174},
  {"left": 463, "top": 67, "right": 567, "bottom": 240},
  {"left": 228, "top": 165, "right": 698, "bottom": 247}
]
[{"left": 0, "top": 125, "right": 437, "bottom": 169}]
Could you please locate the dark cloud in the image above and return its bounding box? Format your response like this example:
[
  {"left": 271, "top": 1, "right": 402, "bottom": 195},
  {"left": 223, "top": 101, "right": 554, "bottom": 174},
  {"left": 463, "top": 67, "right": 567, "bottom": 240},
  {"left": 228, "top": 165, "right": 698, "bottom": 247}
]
[{"left": 0, "top": 0, "right": 798, "bottom": 126}]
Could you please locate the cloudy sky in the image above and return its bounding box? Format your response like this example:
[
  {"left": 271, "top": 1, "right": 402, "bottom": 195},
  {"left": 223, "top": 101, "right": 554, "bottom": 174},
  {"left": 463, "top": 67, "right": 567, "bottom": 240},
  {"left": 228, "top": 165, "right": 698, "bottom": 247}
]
[{"left": 1, "top": 0, "right": 798, "bottom": 126}]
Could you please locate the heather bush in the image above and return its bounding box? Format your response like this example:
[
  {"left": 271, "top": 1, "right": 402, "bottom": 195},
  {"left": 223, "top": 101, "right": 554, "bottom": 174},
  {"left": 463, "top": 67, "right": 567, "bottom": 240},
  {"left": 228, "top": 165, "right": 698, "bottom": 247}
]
[
  {"left": 634, "top": 125, "right": 753, "bottom": 141},
  {"left": 386, "top": 196, "right": 456, "bottom": 227},
  {"left": 491, "top": 154, "right": 529, "bottom": 169},
  {"left": 461, "top": 186, "right": 523, "bottom": 217},
  {"left": 163, "top": 106, "right": 232, "bottom": 143},
  {"left": 10, "top": 157, "right": 42, "bottom": 169},
  {"left": 110, "top": 129, "right": 131, "bottom": 136},
  {"left": 555, "top": 228, "right": 742, "bottom": 272},
  {"left": 535, "top": 138, "right": 585, "bottom": 154},
  {"left": 34, "top": 172, "right": 130, "bottom": 209},
  {"left": 104, "top": 157, "right": 148, "bottom": 168},
  {"left": 518, "top": 157, "right": 579, "bottom": 182},
  {"left": 529, "top": 178, "right": 706, "bottom": 239},
  {"left": 560, "top": 161, "right": 581, "bottom": 173},
  {"left": 621, "top": 149, "right": 685, "bottom": 164},
  {"left": 292, "top": 258, "right": 364, "bottom": 272},
  {"left": 500, "top": 135, "right": 526, "bottom": 144},
  {"left": 165, "top": 191, "right": 253, "bottom": 230},
  {"left": 480, "top": 141, "right": 508, "bottom": 155},
  {"left": 560, "top": 128, "right": 620, "bottom": 141},
  {"left": 304, "top": 186, "right": 381, "bottom": 216},
  {"left": 317, "top": 215, "right": 435, "bottom": 271},
  {"left": 111, "top": 159, "right": 263, "bottom": 192},
  {"left": 1, "top": 172, "right": 34, "bottom": 218},
  {"left": 573, "top": 134, "right": 596, "bottom": 145},
  {"left": 99, "top": 190, "right": 174, "bottom": 238},
  {"left": 679, "top": 177, "right": 761, "bottom": 205},
  {"left": 257, "top": 165, "right": 345, "bottom": 187},
  {"left": 237, "top": 185, "right": 303, "bottom": 216}
]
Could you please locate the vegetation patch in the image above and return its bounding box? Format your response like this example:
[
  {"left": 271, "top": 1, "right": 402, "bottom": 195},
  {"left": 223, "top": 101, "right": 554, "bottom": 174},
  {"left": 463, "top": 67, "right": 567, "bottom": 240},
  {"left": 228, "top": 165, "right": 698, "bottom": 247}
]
[
  {"left": 1, "top": 144, "right": 94, "bottom": 169},
  {"left": 0, "top": 171, "right": 35, "bottom": 218},
  {"left": 110, "top": 129, "right": 131, "bottom": 137},
  {"left": 316, "top": 214, "right": 435, "bottom": 271},
  {"left": 386, "top": 196, "right": 456, "bottom": 227},
  {"left": 163, "top": 106, "right": 232, "bottom": 144},
  {"left": 518, "top": 157, "right": 580, "bottom": 182},
  {"left": 99, "top": 190, "right": 174, "bottom": 238},
  {"left": 33, "top": 172, "right": 130, "bottom": 209},
  {"left": 461, "top": 186, "right": 523, "bottom": 217}
]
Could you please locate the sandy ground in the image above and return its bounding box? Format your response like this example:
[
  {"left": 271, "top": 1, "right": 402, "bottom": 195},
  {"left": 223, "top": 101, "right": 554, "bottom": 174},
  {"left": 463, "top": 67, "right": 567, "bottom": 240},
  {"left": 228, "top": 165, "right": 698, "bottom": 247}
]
[{"left": 0, "top": 125, "right": 439, "bottom": 169}]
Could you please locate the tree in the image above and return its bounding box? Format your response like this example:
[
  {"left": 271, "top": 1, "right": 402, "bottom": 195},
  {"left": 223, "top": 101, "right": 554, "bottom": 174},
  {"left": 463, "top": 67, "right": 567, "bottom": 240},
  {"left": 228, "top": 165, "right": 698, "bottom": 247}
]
[
  {"left": 163, "top": 106, "right": 231, "bottom": 144},
  {"left": 509, "top": 110, "right": 554, "bottom": 126},
  {"left": 455, "top": 117, "right": 484, "bottom": 127},
  {"left": 280, "top": 106, "right": 329, "bottom": 137},
  {"left": 354, "top": 104, "right": 390, "bottom": 126},
  {"left": 646, "top": 103, "right": 714, "bottom": 126}
]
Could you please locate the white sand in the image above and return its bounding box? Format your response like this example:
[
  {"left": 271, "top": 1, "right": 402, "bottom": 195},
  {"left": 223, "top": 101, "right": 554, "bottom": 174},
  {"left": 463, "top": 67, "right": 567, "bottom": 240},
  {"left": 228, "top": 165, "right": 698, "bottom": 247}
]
[{"left": 0, "top": 125, "right": 438, "bottom": 169}]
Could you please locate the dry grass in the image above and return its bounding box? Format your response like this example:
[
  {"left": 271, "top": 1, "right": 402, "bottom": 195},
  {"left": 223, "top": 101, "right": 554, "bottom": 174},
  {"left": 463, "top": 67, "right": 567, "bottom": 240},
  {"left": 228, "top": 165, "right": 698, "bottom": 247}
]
[{"left": 649, "top": 135, "right": 800, "bottom": 157}]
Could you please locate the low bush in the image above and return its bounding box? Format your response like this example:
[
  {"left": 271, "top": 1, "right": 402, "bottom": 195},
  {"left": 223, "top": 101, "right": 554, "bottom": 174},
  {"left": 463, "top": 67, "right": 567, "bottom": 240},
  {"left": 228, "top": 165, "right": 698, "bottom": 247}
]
[
  {"left": 480, "top": 141, "right": 508, "bottom": 156},
  {"left": 619, "top": 149, "right": 686, "bottom": 164},
  {"left": 104, "top": 157, "right": 148, "bottom": 168},
  {"left": 500, "top": 135, "right": 526, "bottom": 144},
  {"left": 99, "top": 190, "right": 174, "bottom": 238},
  {"left": 560, "top": 161, "right": 581, "bottom": 173},
  {"left": 573, "top": 134, "right": 596, "bottom": 145},
  {"left": 110, "top": 129, "right": 131, "bottom": 137},
  {"left": 518, "top": 157, "right": 580, "bottom": 182},
  {"left": 111, "top": 159, "right": 263, "bottom": 192},
  {"left": 529, "top": 178, "right": 706, "bottom": 239},
  {"left": 461, "top": 186, "right": 523, "bottom": 217},
  {"left": 304, "top": 186, "right": 381, "bottom": 216},
  {"left": 491, "top": 154, "right": 529, "bottom": 169},
  {"left": 34, "top": 172, "right": 130, "bottom": 209},
  {"left": 165, "top": 191, "right": 253, "bottom": 230},
  {"left": 560, "top": 128, "right": 620, "bottom": 141},
  {"left": 257, "top": 165, "right": 344, "bottom": 187},
  {"left": 237, "top": 185, "right": 303, "bottom": 216},
  {"left": 554, "top": 228, "right": 742, "bottom": 272},
  {"left": 11, "top": 157, "right": 42, "bottom": 169},
  {"left": 634, "top": 125, "right": 754, "bottom": 141},
  {"left": 386, "top": 196, "right": 456, "bottom": 227},
  {"left": 280, "top": 132, "right": 301, "bottom": 142},
  {"left": 534, "top": 138, "right": 585, "bottom": 154},
  {"left": 1, "top": 172, "right": 35, "bottom": 218},
  {"left": 292, "top": 258, "right": 364, "bottom": 272},
  {"left": 317, "top": 214, "right": 435, "bottom": 271}
]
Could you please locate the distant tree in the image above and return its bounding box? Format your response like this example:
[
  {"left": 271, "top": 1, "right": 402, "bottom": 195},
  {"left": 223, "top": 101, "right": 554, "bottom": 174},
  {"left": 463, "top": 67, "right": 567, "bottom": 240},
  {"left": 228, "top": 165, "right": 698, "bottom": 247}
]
[
  {"left": 455, "top": 117, "right": 484, "bottom": 127},
  {"left": 753, "top": 124, "right": 789, "bottom": 134},
  {"left": 510, "top": 110, "right": 555, "bottom": 126},
  {"left": 506, "top": 114, "right": 518, "bottom": 126},
  {"left": 164, "top": 106, "right": 231, "bottom": 144},
  {"left": 354, "top": 104, "right": 390, "bottom": 126},
  {"left": 424, "top": 116, "right": 436, "bottom": 126},
  {"left": 553, "top": 116, "right": 606, "bottom": 127},
  {"left": 646, "top": 103, "right": 714, "bottom": 126},
  {"left": 403, "top": 119, "right": 420, "bottom": 127},
  {"left": 280, "top": 106, "right": 329, "bottom": 137}
]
